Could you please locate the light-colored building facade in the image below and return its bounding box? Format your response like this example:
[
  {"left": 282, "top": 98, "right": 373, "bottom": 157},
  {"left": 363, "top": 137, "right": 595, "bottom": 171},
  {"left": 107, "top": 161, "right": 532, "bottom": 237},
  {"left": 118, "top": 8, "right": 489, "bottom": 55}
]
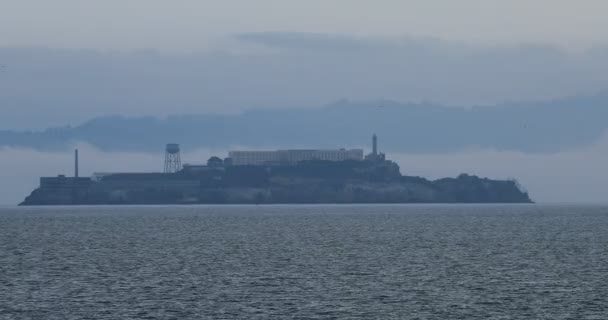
[{"left": 228, "top": 149, "right": 364, "bottom": 166}]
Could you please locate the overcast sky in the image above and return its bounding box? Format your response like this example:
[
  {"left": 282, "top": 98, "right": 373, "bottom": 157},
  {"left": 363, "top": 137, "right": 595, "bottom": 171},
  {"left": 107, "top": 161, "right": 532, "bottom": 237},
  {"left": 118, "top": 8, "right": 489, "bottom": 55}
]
[
  {"left": 2, "top": 0, "right": 608, "bottom": 204},
  {"left": 2, "top": 0, "right": 608, "bottom": 51}
]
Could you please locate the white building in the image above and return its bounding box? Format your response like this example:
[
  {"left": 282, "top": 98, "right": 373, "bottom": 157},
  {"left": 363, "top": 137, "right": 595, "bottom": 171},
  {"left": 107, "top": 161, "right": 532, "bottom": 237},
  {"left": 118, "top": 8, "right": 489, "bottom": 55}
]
[{"left": 228, "top": 149, "right": 364, "bottom": 166}]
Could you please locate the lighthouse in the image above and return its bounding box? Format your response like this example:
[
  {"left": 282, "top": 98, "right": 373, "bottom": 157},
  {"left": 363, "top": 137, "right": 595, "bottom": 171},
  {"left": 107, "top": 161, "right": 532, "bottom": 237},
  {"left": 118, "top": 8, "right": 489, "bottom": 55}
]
[{"left": 372, "top": 134, "right": 378, "bottom": 156}]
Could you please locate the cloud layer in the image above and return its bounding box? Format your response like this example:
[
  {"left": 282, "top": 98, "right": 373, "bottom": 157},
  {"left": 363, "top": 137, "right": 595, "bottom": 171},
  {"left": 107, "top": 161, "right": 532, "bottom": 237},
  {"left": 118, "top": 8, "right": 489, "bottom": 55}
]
[
  {"left": 2, "top": 0, "right": 608, "bottom": 50},
  {"left": 1, "top": 34, "right": 608, "bottom": 129}
]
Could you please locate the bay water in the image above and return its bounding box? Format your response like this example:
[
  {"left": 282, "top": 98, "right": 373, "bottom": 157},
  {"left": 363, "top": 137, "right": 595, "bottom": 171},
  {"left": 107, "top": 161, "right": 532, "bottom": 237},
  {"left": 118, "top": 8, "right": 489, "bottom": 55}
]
[{"left": 1, "top": 205, "right": 607, "bottom": 319}]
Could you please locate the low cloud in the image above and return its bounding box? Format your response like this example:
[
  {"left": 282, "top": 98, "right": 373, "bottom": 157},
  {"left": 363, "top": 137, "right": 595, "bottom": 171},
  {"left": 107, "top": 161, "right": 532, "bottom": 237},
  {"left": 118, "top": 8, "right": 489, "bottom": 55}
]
[{"left": 2, "top": 35, "right": 608, "bottom": 129}]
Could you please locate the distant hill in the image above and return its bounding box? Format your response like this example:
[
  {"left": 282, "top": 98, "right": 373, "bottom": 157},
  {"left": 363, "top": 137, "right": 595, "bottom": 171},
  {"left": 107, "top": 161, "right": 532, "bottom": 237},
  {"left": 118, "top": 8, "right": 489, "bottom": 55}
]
[{"left": 1, "top": 94, "right": 608, "bottom": 153}]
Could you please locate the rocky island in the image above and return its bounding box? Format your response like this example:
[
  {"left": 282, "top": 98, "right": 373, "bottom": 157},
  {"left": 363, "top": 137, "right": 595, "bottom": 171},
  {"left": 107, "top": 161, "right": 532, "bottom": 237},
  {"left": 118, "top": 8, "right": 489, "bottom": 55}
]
[{"left": 20, "top": 136, "right": 532, "bottom": 205}]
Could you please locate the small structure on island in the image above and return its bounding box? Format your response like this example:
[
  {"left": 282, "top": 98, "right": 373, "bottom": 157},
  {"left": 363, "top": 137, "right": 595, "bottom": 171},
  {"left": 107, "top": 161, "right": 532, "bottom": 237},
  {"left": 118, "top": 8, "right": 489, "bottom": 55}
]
[
  {"left": 74, "top": 149, "right": 79, "bottom": 178},
  {"left": 365, "top": 134, "right": 386, "bottom": 162},
  {"left": 164, "top": 143, "right": 182, "bottom": 173}
]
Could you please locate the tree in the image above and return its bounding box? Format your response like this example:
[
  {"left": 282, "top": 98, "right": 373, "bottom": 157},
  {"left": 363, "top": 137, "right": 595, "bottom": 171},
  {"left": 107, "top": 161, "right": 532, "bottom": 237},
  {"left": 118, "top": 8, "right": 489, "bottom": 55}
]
[{"left": 207, "top": 156, "right": 223, "bottom": 167}]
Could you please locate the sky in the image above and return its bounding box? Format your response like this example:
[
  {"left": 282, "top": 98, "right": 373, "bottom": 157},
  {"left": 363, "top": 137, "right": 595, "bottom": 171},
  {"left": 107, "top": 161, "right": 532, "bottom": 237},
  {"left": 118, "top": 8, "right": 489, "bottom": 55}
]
[
  {"left": 1, "top": 0, "right": 608, "bottom": 204},
  {"left": 2, "top": 0, "right": 608, "bottom": 128},
  {"left": 2, "top": 0, "right": 608, "bottom": 51},
  {"left": 1, "top": 36, "right": 608, "bottom": 129}
]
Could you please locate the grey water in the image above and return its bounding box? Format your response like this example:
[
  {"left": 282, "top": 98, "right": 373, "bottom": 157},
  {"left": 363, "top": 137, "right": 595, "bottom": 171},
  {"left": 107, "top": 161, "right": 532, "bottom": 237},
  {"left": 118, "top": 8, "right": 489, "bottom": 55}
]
[{"left": 1, "top": 205, "right": 607, "bottom": 319}]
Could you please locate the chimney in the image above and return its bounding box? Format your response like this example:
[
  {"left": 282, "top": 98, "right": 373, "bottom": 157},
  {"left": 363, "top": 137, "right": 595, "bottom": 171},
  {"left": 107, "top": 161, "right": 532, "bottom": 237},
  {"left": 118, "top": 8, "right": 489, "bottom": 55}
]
[{"left": 74, "top": 149, "right": 79, "bottom": 178}]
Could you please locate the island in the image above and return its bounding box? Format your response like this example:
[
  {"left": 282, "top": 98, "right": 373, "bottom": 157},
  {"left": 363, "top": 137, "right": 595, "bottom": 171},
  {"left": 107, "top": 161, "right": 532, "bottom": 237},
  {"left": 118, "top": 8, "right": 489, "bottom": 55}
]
[{"left": 20, "top": 136, "right": 532, "bottom": 205}]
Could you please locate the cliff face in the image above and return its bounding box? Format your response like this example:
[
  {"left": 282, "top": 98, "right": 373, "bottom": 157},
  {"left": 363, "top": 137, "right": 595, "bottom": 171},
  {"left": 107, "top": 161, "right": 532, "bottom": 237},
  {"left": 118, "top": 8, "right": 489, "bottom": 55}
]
[{"left": 20, "top": 161, "right": 532, "bottom": 205}]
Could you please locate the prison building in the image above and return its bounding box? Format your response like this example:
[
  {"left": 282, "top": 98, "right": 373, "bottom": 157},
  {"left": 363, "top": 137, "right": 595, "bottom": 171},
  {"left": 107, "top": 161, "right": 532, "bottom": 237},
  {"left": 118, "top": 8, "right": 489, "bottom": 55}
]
[{"left": 228, "top": 149, "right": 364, "bottom": 166}]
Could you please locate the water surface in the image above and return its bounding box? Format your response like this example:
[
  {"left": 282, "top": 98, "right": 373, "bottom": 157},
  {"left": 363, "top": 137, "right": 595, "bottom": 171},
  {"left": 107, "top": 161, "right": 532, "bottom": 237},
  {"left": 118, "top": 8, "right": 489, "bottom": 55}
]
[{"left": 1, "top": 205, "right": 607, "bottom": 319}]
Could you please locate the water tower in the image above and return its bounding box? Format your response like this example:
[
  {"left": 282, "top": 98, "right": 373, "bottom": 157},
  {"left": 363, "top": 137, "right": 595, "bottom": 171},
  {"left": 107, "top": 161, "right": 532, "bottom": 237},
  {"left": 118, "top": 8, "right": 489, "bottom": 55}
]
[{"left": 164, "top": 143, "right": 182, "bottom": 173}]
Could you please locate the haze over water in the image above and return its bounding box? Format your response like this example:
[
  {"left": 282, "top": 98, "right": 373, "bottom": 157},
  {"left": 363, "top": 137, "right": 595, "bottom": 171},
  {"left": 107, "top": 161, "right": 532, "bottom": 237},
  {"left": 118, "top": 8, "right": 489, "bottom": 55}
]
[{"left": 1, "top": 205, "right": 607, "bottom": 319}]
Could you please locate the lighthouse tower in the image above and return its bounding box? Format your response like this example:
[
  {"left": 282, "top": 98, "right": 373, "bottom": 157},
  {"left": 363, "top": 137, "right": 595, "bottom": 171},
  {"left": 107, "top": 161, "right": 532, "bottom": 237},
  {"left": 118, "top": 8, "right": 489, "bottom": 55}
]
[
  {"left": 366, "top": 134, "right": 385, "bottom": 162},
  {"left": 372, "top": 134, "right": 378, "bottom": 156}
]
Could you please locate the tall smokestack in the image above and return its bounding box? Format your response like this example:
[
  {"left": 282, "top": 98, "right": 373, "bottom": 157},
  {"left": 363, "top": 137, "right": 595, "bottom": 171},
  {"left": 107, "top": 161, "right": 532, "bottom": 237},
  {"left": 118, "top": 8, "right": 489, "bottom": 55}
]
[{"left": 74, "top": 149, "right": 79, "bottom": 178}]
